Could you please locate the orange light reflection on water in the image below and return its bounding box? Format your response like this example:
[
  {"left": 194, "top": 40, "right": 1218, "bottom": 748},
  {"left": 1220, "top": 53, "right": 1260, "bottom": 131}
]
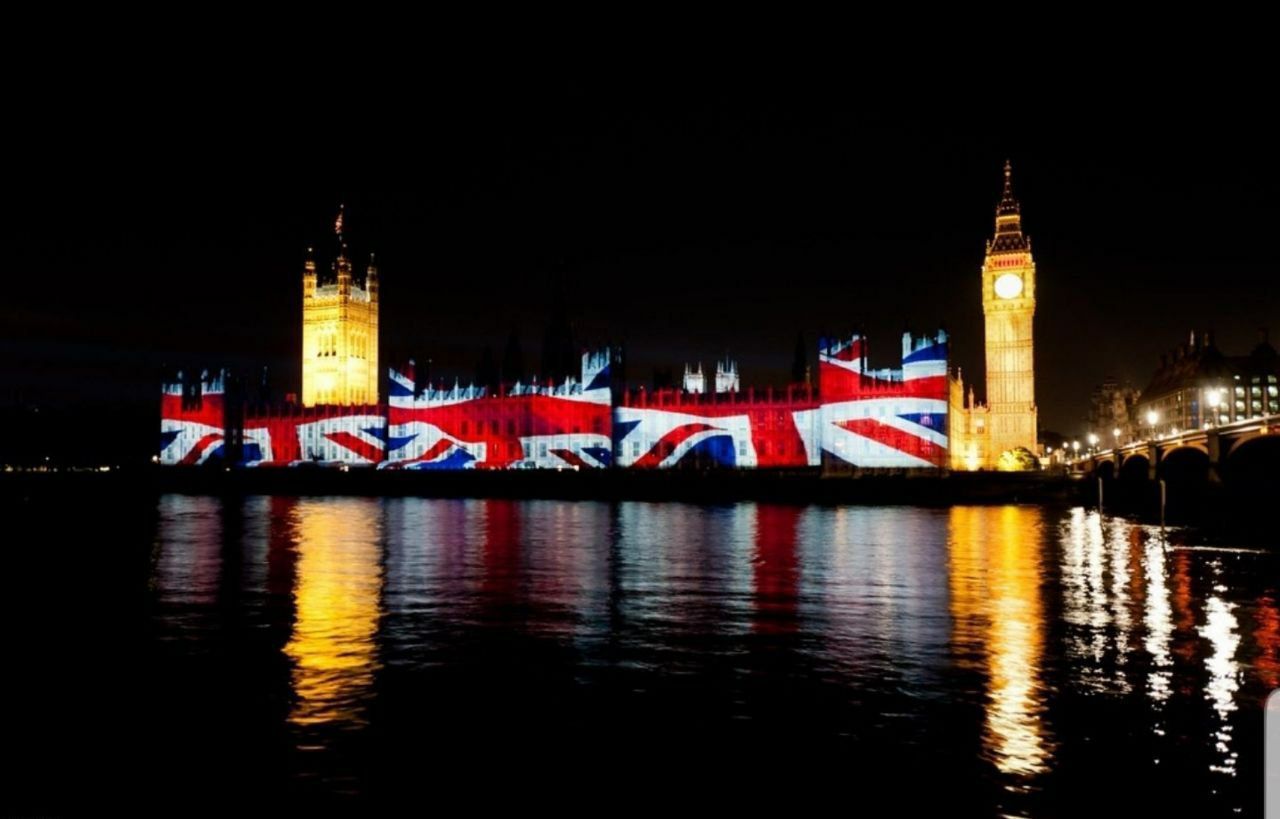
[
  {"left": 284, "top": 499, "right": 384, "bottom": 730},
  {"left": 949, "top": 505, "right": 1051, "bottom": 778}
]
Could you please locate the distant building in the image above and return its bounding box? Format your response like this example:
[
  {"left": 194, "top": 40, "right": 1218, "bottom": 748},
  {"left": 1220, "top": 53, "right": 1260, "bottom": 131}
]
[
  {"left": 1087, "top": 377, "right": 1140, "bottom": 445},
  {"left": 1132, "top": 330, "right": 1279, "bottom": 439}
]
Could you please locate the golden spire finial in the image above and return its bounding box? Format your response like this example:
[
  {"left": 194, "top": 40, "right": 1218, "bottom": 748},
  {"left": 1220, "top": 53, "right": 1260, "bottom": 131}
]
[
  {"left": 991, "top": 160, "right": 1027, "bottom": 252},
  {"left": 335, "top": 203, "right": 345, "bottom": 237}
]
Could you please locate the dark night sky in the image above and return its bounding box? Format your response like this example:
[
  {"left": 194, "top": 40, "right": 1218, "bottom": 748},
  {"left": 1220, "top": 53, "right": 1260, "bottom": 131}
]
[{"left": 4, "top": 64, "right": 1277, "bottom": 460}]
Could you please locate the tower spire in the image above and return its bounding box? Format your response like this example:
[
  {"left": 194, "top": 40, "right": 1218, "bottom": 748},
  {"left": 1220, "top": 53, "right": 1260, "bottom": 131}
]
[
  {"left": 990, "top": 160, "right": 1028, "bottom": 252},
  {"left": 335, "top": 204, "right": 349, "bottom": 264},
  {"left": 366, "top": 251, "right": 379, "bottom": 302},
  {"left": 333, "top": 204, "right": 352, "bottom": 289}
]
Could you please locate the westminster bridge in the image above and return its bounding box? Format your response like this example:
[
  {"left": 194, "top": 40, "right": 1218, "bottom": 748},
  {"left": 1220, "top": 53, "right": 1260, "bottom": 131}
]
[{"left": 1073, "top": 413, "right": 1280, "bottom": 486}]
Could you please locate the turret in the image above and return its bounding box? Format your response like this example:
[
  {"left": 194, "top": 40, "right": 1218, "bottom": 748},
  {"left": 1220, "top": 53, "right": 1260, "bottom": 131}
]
[
  {"left": 715, "top": 358, "right": 739, "bottom": 394},
  {"left": 303, "top": 246, "right": 316, "bottom": 300},
  {"left": 683, "top": 362, "right": 705, "bottom": 394},
  {"left": 334, "top": 204, "right": 352, "bottom": 295},
  {"left": 366, "top": 252, "right": 379, "bottom": 302}
]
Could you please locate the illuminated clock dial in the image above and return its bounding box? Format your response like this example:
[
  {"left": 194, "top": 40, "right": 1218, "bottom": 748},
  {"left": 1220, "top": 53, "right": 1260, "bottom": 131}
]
[{"left": 994, "top": 273, "right": 1023, "bottom": 299}]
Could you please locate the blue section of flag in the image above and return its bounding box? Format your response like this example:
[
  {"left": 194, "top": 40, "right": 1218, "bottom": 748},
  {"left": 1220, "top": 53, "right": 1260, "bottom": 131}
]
[
  {"left": 614, "top": 419, "right": 641, "bottom": 441},
  {"left": 387, "top": 370, "right": 414, "bottom": 397},
  {"left": 363, "top": 425, "right": 417, "bottom": 453},
  {"left": 684, "top": 434, "right": 737, "bottom": 467},
  {"left": 385, "top": 432, "right": 418, "bottom": 453},
  {"left": 899, "top": 412, "right": 944, "bottom": 430},
  {"left": 902, "top": 342, "right": 947, "bottom": 364},
  {"left": 159, "top": 430, "right": 180, "bottom": 452},
  {"left": 585, "top": 363, "right": 610, "bottom": 392},
  {"left": 581, "top": 446, "right": 612, "bottom": 467},
  {"left": 406, "top": 449, "right": 476, "bottom": 470}
]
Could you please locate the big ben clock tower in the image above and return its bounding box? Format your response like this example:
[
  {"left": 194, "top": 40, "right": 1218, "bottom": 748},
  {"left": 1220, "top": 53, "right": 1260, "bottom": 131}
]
[{"left": 981, "top": 161, "right": 1038, "bottom": 459}]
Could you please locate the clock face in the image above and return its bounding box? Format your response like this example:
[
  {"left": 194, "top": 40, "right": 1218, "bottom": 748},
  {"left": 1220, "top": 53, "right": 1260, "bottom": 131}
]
[{"left": 994, "top": 273, "right": 1024, "bottom": 299}]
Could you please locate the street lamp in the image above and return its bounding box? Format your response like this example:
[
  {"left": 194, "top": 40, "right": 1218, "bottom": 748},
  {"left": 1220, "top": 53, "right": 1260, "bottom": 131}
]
[
  {"left": 1071, "top": 440, "right": 1080, "bottom": 460},
  {"left": 1206, "top": 388, "right": 1222, "bottom": 427},
  {"left": 1087, "top": 432, "right": 1099, "bottom": 452},
  {"left": 1146, "top": 409, "right": 1159, "bottom": 439},
  {"left": 1113, "top": 427, "right": 1122, "bottom": 446}
]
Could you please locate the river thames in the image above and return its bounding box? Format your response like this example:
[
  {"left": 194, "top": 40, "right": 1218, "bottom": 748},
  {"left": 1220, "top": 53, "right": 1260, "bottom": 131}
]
[{"left": 10, "top": 494, "right": 1278, "bottom": 815}]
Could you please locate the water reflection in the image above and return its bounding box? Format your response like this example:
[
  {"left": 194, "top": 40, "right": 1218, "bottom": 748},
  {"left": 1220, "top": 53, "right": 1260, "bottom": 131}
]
[
  {"left": 1060, "top": 509, "right": 1115, "bottom": 693},
  {"left": 1200, "top": 560, "right": 1241, "bottom": 778},
  {"left": 142, "top": 495, "right": 1280, "bottom": 812},
  {"left": 283, "top": 498, "right": 384, "bottom": 731},
  {"left": 153, "top": 494, "right": 223, "bottom": 609},
  {"left": 949, "top": 506, "right": 1051, "bottom": 778},
  {"left": 1143, "top": 528, "right": 1174, "bottom": 713},
  {"left": 752, "top": 505, "right": 801, "bottom": 633},
  {"left": 1256, "top": 595, "right": 1280, "bottom": 691}
]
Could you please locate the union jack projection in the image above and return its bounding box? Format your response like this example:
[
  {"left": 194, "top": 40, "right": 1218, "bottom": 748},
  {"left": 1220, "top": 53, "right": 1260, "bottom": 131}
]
[
  {"left": 611, "top": 331, "right": 948, "bottom": 469},
  {"left": 806, "top": 332, "right": 949, "bottom": 468},
  {"left": 241, "top": 410, "right": 387, "bottom": 466},
  {"left": 159, "top": 370, "right": 229, "bottom": 465},
  {"left": 380, "top": 350, "right": 614, "bottom": 470},
  {"left": 613, "top": 387, "right": 819, "bottom": 468},
  {"left": 160, "top": 372, "right": 386, "bottom": 467},
  {"left": 159, "top": 335, "right": 948, "bottom": 470}
]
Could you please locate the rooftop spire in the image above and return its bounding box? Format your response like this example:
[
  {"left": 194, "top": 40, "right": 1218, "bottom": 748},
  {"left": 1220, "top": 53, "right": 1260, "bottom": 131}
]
[
  {"left": 990, "top": 160, "right": 1028, "bottom": 253},
  {"left": 333, "top": 204, "right": 351, "bottom": 285}
]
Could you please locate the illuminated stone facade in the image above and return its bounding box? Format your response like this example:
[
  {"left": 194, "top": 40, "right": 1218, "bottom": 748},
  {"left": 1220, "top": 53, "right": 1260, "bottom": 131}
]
[
  {"left": 950, "top": 162, "right": 1039, "bottom": 469},
  {"left": 302, "top": 206, "right": 379, "bottom": 407}
]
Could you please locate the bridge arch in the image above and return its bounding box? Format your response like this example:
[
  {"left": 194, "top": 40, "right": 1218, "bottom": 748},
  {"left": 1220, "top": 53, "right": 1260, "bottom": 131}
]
[
  {"left": 1223, "top": 429, "right": 1278, "bottom": 459},
  {"left": 1221, "top": 432, "right": 1280, "bottom": 487},
  {"left": 1158, "top": 446, "right": 1211, "bottom": 483},
  {"left": 1118, "top": 453, "right": 1150, "bottom": 481},
  {"left": 1161, "top": 440, "right": 1209, "bottom": 458}
]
